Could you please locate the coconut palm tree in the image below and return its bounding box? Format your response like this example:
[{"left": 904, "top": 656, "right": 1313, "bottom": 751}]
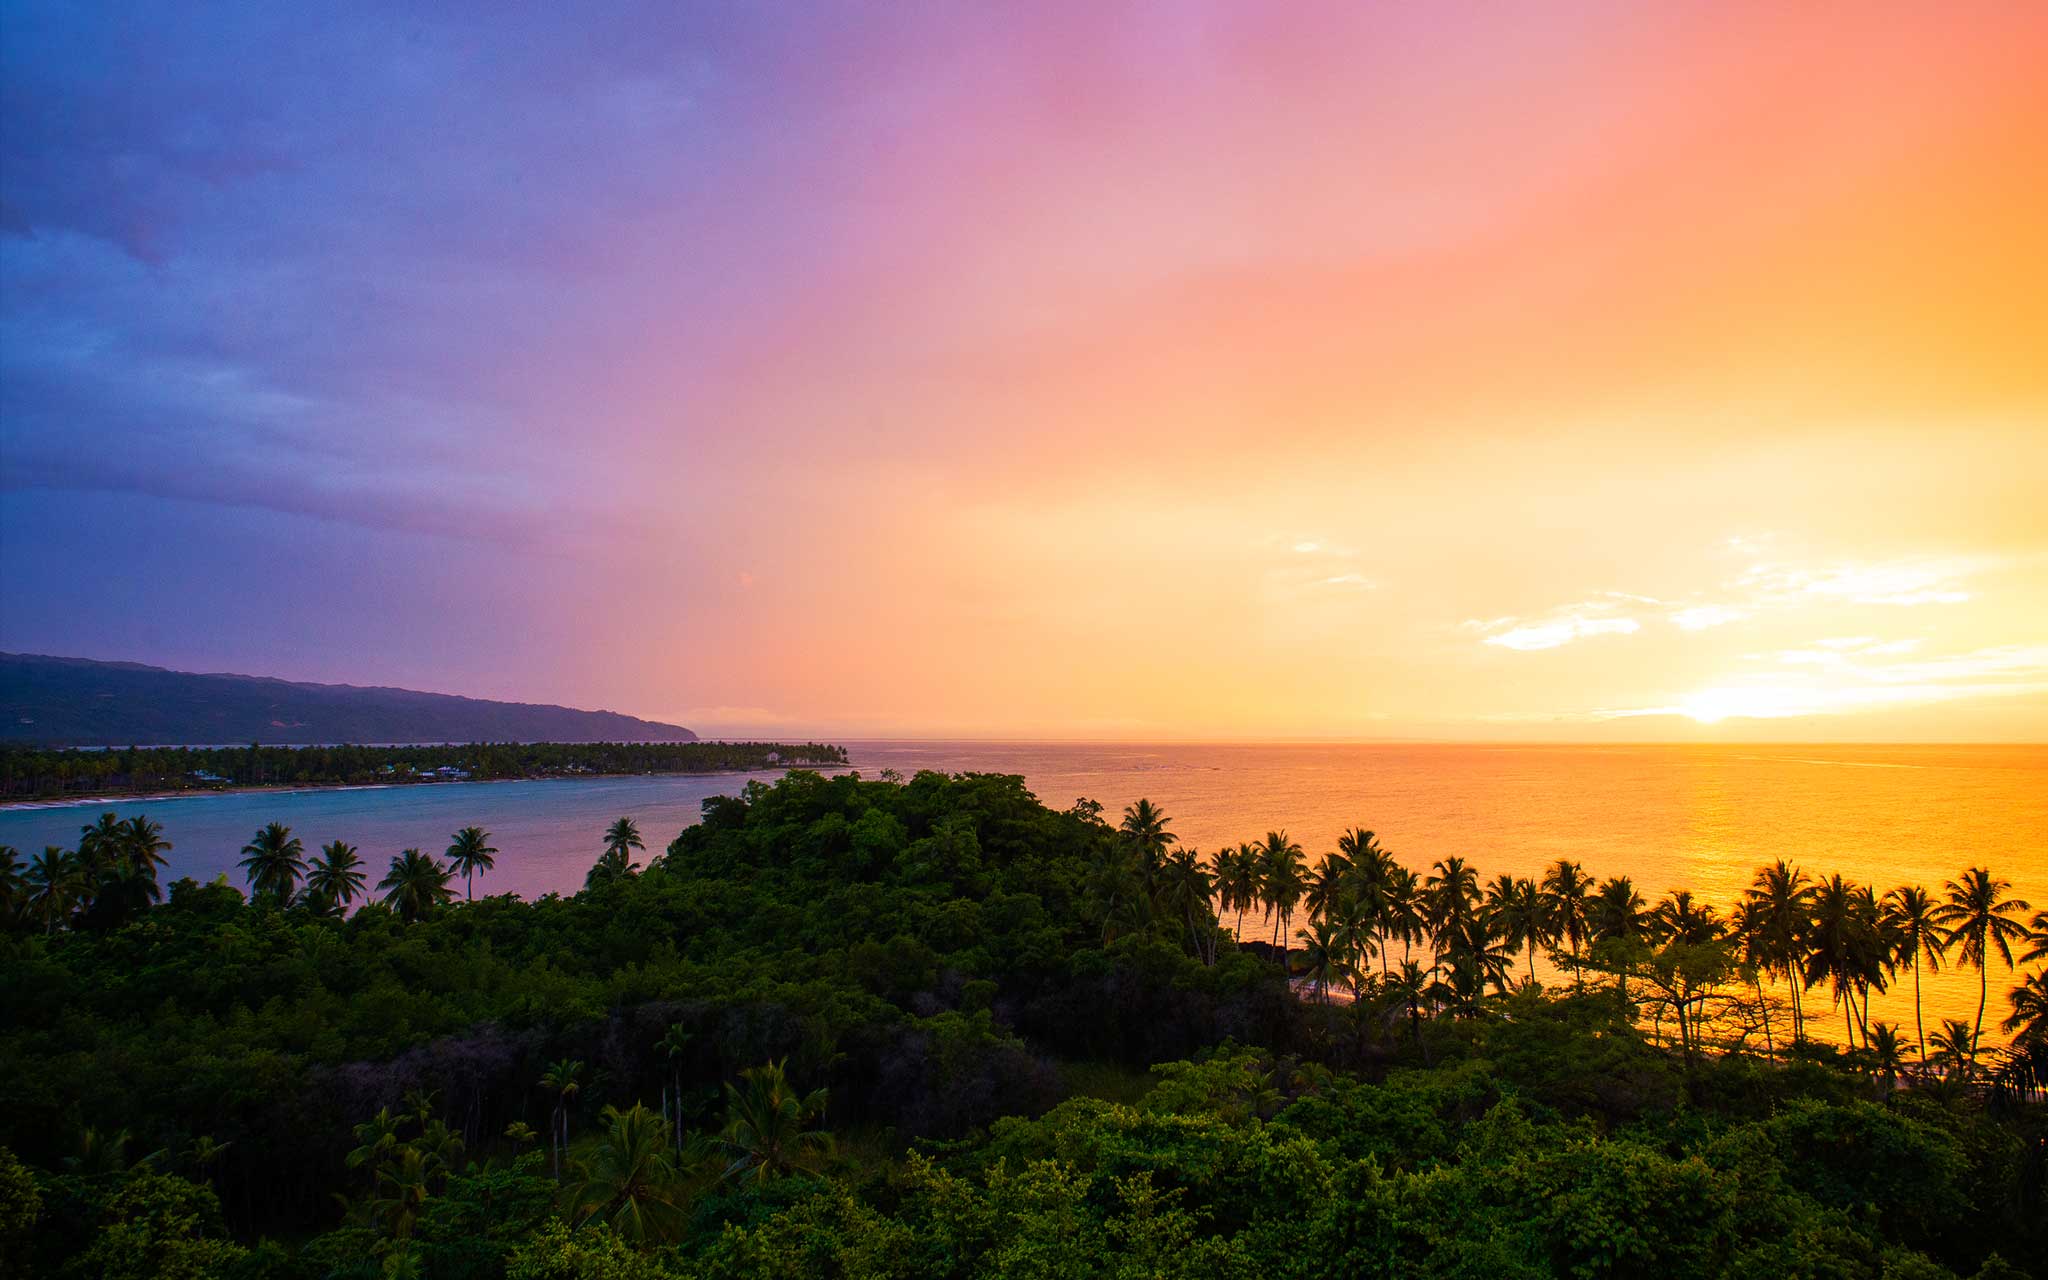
[
  {"left": 1933, "top": 867, "right": 2032, "bottom": 1059},
  {"left": 540, "top": 1059, "right": 584, "bottom": 1181},
  {"left": 26, "top": 846, "right": 83, "bottom": 934},
  {"left": 1327, "top": 890, "right": 1379, "bottom": 1000},
  {"left": 120, "top": 816, "right": 172, "bottom": 883},
  {"left": 1257, "top": 831, "right": 1306, "bottom": 951},
  {"left": 1296, "top": 919, "right": 1350, "bottom": 1003},
  {"left": 1302, "top": 852, "right": 1352, "bottom": 928},
  {"left": 1485, "top": 874, "right": 1551, "bottom": 987},
  {"left": 2002, "top": 972, "right": 2048, "bottom": 1044},
  {"left": 1881, "top": 885, "right": 1947, "bottom": 1063},
  {"left": 2021, "top": 907, "right": 2048, "bottom": 966},
  {"left": 1867, "top": 1022, "right": 1907, "bottom": 1091},
  {"left": 656, "top": 1025, "right": 693, "bottom": 1154},
  {"left": 76, "top": 812, "right": 127, "bottom": 882},
  {"left": 1649, "top": 890, "right": 1722, "bottom": 947},
  {"left": 1592, "top": 876, "right": 1649, "bottom": 1015},
  {"left": 604, "top": 817, "right": 644, "bottom": 861},
  {"left": 1339, "top": 829, "right": 1392, "bottom": 977},
  {"left": 1158, "top": 847, "right": 1218, "bottom": 964},
  {"left": 306, "top": 841, "right": 367, "bottom": 913},
  {"left": 587, "top": 818, "right": 645, "bottom": 888},
  {"left": 0, "top": 845, "right": 23, "bottom": 930},
  {"left": 1744, "top": 860, "right": 1817, "bottom": 1043},
  {"left": 1929, "top": 1018, "right": 1977, "bottom": 1080},
  {"left": 444, "top": 826, "right": 497, "bottom": 901},
  {"left": 1382, "top": 865, "right": 1426, "bottom": 969},
  {"left": 377, "top": 849, "right": 454, "bottom": 923},
  {"left": 237, "top": 822, "right": 306, "bottom": 905},
  {"left": 569, "top": 1103, "right": 688, "bottom": 1244},
  {"left": 1805, "top": 874, "right": 1888, "bottom": 1048},
  {"left": 1214, "top": 843, "right": 1262, "bottom": 943},
  {"left": 1540, "top": 860, "right": 1593, "bottom": 983},
  {"left": 1118, "top": 799, "right": 1175, "bottom": 892},
  {"left": 1425, "top": 857, "right": 1481, "bottom": 953},
  {"left": 720, "top": 1059, "right": 831, "bottom": 1184},
  {"left": 1730, "top": 898, "right": 1783, "bottom": 1059}
]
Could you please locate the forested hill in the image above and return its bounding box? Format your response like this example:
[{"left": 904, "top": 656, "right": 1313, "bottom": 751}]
[{"left": 0, "top": 653, "right": 699, "bottom": 746}]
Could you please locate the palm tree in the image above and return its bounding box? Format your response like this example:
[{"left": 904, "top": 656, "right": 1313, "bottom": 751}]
[
  {"left": 720, "top": 1060, "right": 832, "bottom": 1184},
  {"left": 1649, "top": 890, "right": 1722, "bottom": 947},
  {"left": 656, "top": 1025, "right": 693, "bottom": 1155},
  {"left": 306, "top": 841, "right": 367, "bottom": 913},
  {"left": 1881, "top": 885, "right": 1947, "bottom": 1063},
  {"left": 76, "top": 812, "right": 127, "bottom": 882},
  {"left": 1382, "top": 865, "right": 1426, "bottom": 969},
  {"left": 377, "top": 849, "right": 454, "bottom": 923},
  {"left": 1295, "top": 919, "right": 1350, "bottom": 1003},
  {"left": 1327, "top": 890, "right": 1379, "bottom": 1000},
  {"left": 569, "top": 1103, "right": 688, "bottom": 1244},
  {"left": 1867, "top": 1022, "right": 1907, "bottom": 1091},
  {"left": 588, "top": 818, "right": 645, "bottom": 888},
  {"left": 540, "top": 1059, "right": 584, "bottom": 1181},
  {"left": 1592, "top": 876, "right": 1649, "bottom": 1016},
  {"left": 1339, "top": 829, "right": 1392, "bottom": 977},
  {"left": 1929, "top": 1018, "right": 1976, "bottom": 1080},
  {"left": 369, "top": 1147, "right": 434, "bottom": 1240},
  {"left": 1425, "top": 856, "right": 1480, "bottom": 951},
  {"left": 2001, "top": 972, "right": 2048, "bottom": 1044},
  {"left": 120, "top": 816, "right": 172, "bottom": 883},
  {"left": 1303, "top": 852, "right": 1352, "bottom": 928},
  {"left": 0, "top": 845, "right": 23, "bottom": 930},
  {"left": 1485, "top": 874, "right": 1551, "bottom": 987},
  {"left": 1214, "top": 843, "right": 1262, "bottom": 943},
  {"left": 26, "top": 846, "right": 83, "bottom": 934},
  {"left": 2021, "top": 907, "right": 2048, "bottom": 966},
  {"left": 1158, "top": 847, "right": 1217, "bottom": 964},
  {"left": 238, "top": 822, "right": 306, "bottom": 905},
  {"left": 1118, "top": 799, "right": 1175, "bottom": 893},
  {"left": 1540, "top": 859, "right": 1593, "bottom": 984},
  {"left": 1933, "top": 867, "right": 2032, "bottom": 1058},
  {"left": 1744, "top": 860, "right": 1817, "bottom": 1043},
  {"left": 445, "top": 826, "right": 497, "bottom": 901},
  {"left": 1257, "top": 831, "right": 1306, "bottom": 952}
]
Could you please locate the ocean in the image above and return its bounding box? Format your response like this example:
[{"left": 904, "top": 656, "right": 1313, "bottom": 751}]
[{"left": 5, "top": 741, "right": 2042, "bottom": 1044}]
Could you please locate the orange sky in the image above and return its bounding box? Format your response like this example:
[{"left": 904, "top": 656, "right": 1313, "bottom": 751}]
[{"left": 5, "top": 4, "right": 2045, "bottom": 739}]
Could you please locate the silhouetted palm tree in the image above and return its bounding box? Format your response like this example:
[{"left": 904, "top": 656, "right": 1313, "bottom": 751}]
[
  {"left": 1486, "top": 874, "right": 1551, "bottom": 987},
  {"left": 2001, "top": 972, "right": 2048, "bottom": 1044},
  {"left": 1425, "top": 856, "right": 1481, "bottom": 945},
  {"left": 1540, "top": 860, "right": 1593, "bottom": 985},
  {"left": 445, "top": 826, "right": 497, "bottom": 901},
  {"left": 0, "top": 845, "right": 23, "bottom": 930},
  {"left": 1382, "top": 865, "right": 1426, "bottom": 969},
  {"left": 1118, "top": 799, "right": 1175, "bottom": 892},
  {"left": 1744, "top": 860, "right": 1817, "bottom": 1042},
  {"left": 1303, "top": 851, "right": 1352, "bottom": 928},
  {"left": 1929, "top": 1017, "right": 1976, "bottom": 1080},
  {"left": 377, "top": 849, "right": 453, "bottom": 923},
  {"left": 120, "top": 816, "right": 172, "bottom": 882},
  {"left": 1867, "top": 1021, "right": 1906, "bottom": 1091},
  {"left": 1882, "top": 885, "right": 1947, "bottom": 1062},
  {"left": 76, "top": 812, "right": 126, "bottom": 882},
  {"left": 1296, "top": 919, "right": 1350, "bottom": 1003},
  {"left": 1933, "top": 867, "right": 2031, "bottom": 1059},
  {"left": 238, "top": 822, "right": 306, "bottom": 905},
  {"left": 1257, "top": 831, "right": 1306, "bottom": 951},
  {"left": 1214, "top": 843, "right": 1262, "bottom": 943},
  {"left": 587, "top": 818, "right": 645, "bottom": 888},
  {"left": 1339, "top": 829, "right": 1393, "bottom": 977},
  {"left": 1592, "top": 876, "right": 1649, "bottom": 1016},
  {"left": 720, "top": 1059, "right": 831, "bottom": 1184},
  {"left": 569, "top": 1103, "right": 688, "bottom": 1244},
  {"left": 1649, "top": 889, "right": 1722, "bottom": 946},
  {"left": 306, "top": 841, "right": 367, "bottom": 913},
  {"left": 1159, "top": 847, "right": 1217, "bottom": 964}
]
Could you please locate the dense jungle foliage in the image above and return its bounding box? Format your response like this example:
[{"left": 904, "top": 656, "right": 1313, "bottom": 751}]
[
  {"left": 0, "top": 769, "right": 2043, "bottom": 1278},
  {"left": 0, "top": 740, "right": 849, "bottom": 800}
]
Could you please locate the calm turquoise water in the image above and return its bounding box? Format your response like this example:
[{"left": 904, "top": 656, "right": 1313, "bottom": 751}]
[{"left": 5, "top": 741, "right": 2042, "bottom": 1039}]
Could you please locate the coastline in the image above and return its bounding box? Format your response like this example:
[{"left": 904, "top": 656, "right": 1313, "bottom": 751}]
[{"left": 0, "top": 759, "right": 853, "bottom": 812}]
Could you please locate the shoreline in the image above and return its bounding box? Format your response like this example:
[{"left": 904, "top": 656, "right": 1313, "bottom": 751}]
[{"left": 0, "top": 760, "right": 854, "bottom": 812}]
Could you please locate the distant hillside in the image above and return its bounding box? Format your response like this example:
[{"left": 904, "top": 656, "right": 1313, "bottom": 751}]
[{"left": 0, "top": 654, "right": 698, "bottom": 746}]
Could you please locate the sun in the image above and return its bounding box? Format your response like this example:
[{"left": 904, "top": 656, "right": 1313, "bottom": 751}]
[{"left": 1678, "top": 686, "right": 1815, "bottom": 724}]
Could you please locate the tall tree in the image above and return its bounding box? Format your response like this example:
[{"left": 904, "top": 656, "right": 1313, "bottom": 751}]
[
  {"left": 1882, "top": 885, "right": 1947, "bottom": 1064},
  {"left": 539, "top": 1059, "right": 584, "bottom": 1182},
  {"left": 1933, "top": 867, "right": 2032, "bottom": 1059},
  {"left": 237, "top": 822, "right": 306, "bottom": 906},
  {"left": 1256, "top": 831, "right": 1306, "bottom": 951},
  {"left": 1486, "top": 874, "right": 1552, "bottom": 987},
  {"left": 444, "top": 826, "right": 497, "bottom": 901},
  {"left": 1159, "top": 847, "right": 1218, "bottom": 965},
  {"left": 568, "top": 1104, "right": 688, "bottom": 1244},
  {"left": 1213, "top": 843, "right": 1262, "bottom": 944},
  {"left": 1744, "top": 860, "right": 1817, "bottom": 1043},
  {"left": 1425, "top": 856, "right": 1480, "bottom": 952},
  {"left": 1540, "top": 859, "right": 1593, "bottom": 984},
  {"left": 1117, "top": 799, "right": 1175, "bottom": 893}
]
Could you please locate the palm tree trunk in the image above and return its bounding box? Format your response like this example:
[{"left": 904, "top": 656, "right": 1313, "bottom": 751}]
[
  {"left": 1755, "top": 973, "right": 1775, "bottom": 1059},
  {"left": 1973, "top": 960, "right": 1987, "bottom": 1057},
  {"left": 1912, "top": 953, "right": 1925, "bottom": 1064},
  {"left": 1526, "top": 941, "right": 1536, "bottom": 987}
]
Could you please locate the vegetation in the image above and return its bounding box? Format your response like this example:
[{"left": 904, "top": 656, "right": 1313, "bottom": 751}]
[
  {"left": 0, "top": 740, "right": 849, "bottom": 802},
  {"left": 0, "top": 770, "right": 2042, "bottom": 1278}
]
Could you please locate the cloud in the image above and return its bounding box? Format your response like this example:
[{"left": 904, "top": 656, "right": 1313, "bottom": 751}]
[
  {"left": 1668, "top": 603, "right": 1746, "bottom": 631},
  {"left": 1732, "top": 556, "right": 1992, "bottom": 606},
  {"left": 1475, "top": 609, "right": 1641, "bottom": 651}
]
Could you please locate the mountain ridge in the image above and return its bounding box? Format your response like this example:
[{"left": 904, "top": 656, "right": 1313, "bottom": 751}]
[{"left": 0, "top": 653, "right": 698, "bottom": 746}]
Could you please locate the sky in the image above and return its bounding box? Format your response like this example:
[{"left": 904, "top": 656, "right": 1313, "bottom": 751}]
[{"left": 2, "top": 1, "right": 2046, "bottom": 741}]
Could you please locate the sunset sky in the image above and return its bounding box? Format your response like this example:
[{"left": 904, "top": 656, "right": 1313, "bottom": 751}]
[{"left": 3, "top": 2, "right": 2046, "bottom": 740}]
